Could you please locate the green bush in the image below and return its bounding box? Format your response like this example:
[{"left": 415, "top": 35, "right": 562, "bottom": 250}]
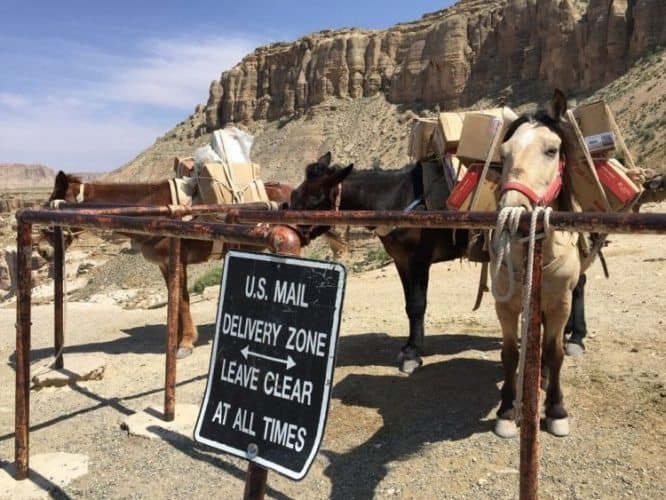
[{"left": 191, "top": 266, "right": 223, "bottom": 293}]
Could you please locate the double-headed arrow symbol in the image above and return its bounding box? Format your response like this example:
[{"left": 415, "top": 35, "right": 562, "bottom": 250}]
[{"left": 241, "top": 345, "right": 296, "bottom": 370}]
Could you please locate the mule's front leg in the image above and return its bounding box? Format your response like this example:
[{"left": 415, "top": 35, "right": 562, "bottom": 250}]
[
  {"left": 176, "top": 264, "right": 198, "bottom": 359},
  {"left": 543, "top": 311, "right": 569, "bottom": 436},
  {"left": 495, "top": 301, "right": 520, "bottom": 438},
  {"left": 159, "top": 262, "right": 197, "bottom": 359},
  {"left": 394, "top": 256, "right": 429, "bottom": 375}
]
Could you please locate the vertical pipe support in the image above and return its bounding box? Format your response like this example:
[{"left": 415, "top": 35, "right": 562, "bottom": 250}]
[
  {"left": 53, "top": 226, "right": 64, "bottom": 369},
  {"left": 519, "top": 237, "right": 544, "bottom": 500},
  {"left": 15, "top": 220, "right": 32, "bottom": 480},
  {"left": 243, "top": 462, "right": 268, "bottom": 500},
  {"left": 164, "top": 237, "right": 181, "bottom": 421}
]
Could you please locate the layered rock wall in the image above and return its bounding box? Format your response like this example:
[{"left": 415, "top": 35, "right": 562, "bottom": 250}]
[{"left": 204, "top": 0, "right": 665, "bottom": 130}]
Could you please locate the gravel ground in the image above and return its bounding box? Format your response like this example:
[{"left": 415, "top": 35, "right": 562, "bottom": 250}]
[{"left": 0, "top": 206, "right": 664, "bottom": 499}]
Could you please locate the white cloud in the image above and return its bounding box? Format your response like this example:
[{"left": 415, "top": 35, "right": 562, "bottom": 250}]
[
  {"left": 96, "top": 36, "right": 260, "bottom": 108},
  {"left": 0, "top": 34, "right": 263, "bottom": 171},
  {"left": 0, "top": 103, "right": 164, "bottom": 171},
  {"left": 0, "top": 92, "right": 29, "bottom": 110}
]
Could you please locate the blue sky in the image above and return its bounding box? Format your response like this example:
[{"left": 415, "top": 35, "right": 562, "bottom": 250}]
[{"left": 0, "top": 1, "right": 454, "bottom": 172}]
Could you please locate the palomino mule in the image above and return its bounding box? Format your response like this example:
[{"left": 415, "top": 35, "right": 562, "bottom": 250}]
[{"left": 492, "top": 90, "right": 579, "bottom": 438}]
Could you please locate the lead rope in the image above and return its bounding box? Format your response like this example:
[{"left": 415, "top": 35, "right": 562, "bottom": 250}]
[{"left": 491, "top": 206, "right": 552, "bottom": 422}]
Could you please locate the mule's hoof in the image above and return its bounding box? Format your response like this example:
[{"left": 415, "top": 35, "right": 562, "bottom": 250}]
[
  {"left": 494, "top": 419, "right": 518, "bottom": 438},
  {"left": 176, "top": 347, "right": 193, "bottom": 359},
  {"left": 565, "top": 342, "right": 585, "bottom": 357},
  {"left": 546, "top": 417, "right": 570, "bottom": 437},
  {"left": 398, "top": 357, "right": 423, "bottom": 375}
]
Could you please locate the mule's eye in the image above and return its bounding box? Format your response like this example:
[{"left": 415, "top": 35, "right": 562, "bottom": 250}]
[{"left": 545, "top": 148, "right": 558, "bottom": 158}]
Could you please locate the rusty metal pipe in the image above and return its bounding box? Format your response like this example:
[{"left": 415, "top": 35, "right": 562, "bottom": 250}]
[
  {"left": 17, "top": 211, "right": 278, "bottom": 245},
  {"left": 520, "top": 238, "right": 544, "bottom": 500},
  {"left": 42, "top": 201, "right": 276, "bottom": 217},
  {"left": 15, "top": 221, "right": 32, "bottom": 480},
  {"left": 233, "top": 209, "right": 666, "bottom": 235},
  {"left": 53, "top": 227, "right": 64, "bottom": 369},
  {"left": 164, "top": 238, "right": 181, "bottom": 421}
]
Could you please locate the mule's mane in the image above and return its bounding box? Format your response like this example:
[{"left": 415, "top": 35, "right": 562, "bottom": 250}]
[
  {"left": 503, "top": 110, "right": 564, "bottom": 148},
  {"left": 67, "top": 174, "right": 83, "bottom": 184}
]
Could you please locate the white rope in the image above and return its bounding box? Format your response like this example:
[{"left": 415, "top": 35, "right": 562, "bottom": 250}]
[
  {"left": 491, "top": 207, "right": 526, "bottom": 302},
  {"left": 513, "top": 207, "right": 552, "bottom": 421},
  {"left": 491, "top": 206, "right": 553, "bottom": 422}
]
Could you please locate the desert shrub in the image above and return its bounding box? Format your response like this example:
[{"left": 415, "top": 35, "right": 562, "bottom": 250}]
[{"left": 191, "top": 266, "right": 222, "bottom": 293}]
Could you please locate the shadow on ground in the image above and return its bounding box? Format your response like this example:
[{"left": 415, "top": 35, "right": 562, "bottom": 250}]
[{"left": 323, "top": 356, "right": 501, "bottom": 499}]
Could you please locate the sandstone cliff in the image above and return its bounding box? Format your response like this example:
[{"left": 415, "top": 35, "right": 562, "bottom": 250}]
[
  {"left": 203, "top": 0, "right": 665, "bottom": 130},
  {"left": 0, "top": 163, "right": 55, "bottom": 190}
]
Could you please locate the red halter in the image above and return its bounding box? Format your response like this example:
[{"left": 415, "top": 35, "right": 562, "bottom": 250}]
[{"left": 501, "top": 157, "right": 566, "bottom": 207}]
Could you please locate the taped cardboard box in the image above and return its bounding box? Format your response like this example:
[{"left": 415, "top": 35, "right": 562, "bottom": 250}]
[
  {"left": 446, "top": 163, "right": 502, "bottom": 211},
  {"left": 432, "top": 107, "right": 508, "bottom": 155},
  {"left": 455, "top": 107, "right": 518, "bottom": 165},
  {"left": 432, "top": 111, "right": 466, "bottom": 154},
  {"left": 574, "top": 101, "right": 616, "bottom": 155},
  {"left": 173, "top": 156, "right": 195, "bottom": 177},
  {"left": 197, "top": 162, "right": 269, "bottom": 205}
]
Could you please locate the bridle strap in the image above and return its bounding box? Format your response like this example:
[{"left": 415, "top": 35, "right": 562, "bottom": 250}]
[
  {"left": 501, "top": 157, "right": 565, "bottom": 206},
  {"left": 332, "top": 182, "right": 342, "bottom": 212}
]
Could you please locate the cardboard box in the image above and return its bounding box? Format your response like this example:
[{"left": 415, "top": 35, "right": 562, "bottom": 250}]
[
  {"left": 433, "top": 111, "right": 467, "bottom": 153},
  {"left": 574, "top": 101, "right": 616, "bottom": 154},
  {"left": 446, "top": 163, "right": 502, "bottom": 211},
  {"left": 408, "top": 119, "right": 437, "bottom": 160},
  {"left": 197, "top": 162, "right": 268, "bottom": 205},
  {"left": 432, "top": 107, "right": 513, "bottom": 155},
  {"left": 173, "top": 156, "right": 195, "bottom": 177},
  {"left": 593, "top": 158, "right": 643, "bottom": 211},
  {"left": 455, "top": 107, "right": 518, "bottom": 165},
  {"left": 565, "top": 159, "right": 611, "bottom": 212}
]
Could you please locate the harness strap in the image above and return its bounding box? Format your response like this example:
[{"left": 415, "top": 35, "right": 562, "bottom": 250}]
[
  {"left": 333, "top": 182, "right": 342, "bottom": 212},
  {"left": 76, "top": 184, "right": 85, "bottom": 203},
  {"left": 373, "top": 197, "right": 424, "bottom": 237}
]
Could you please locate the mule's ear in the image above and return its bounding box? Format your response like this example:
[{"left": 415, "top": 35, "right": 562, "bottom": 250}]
[
  {"left": 317, "top": 151, "right": 332, "bottom": 167},
  {"left": 548, "top": 89, "right": 567, "bottom": 120},
  {"left": 54, "top": 171, "right": 69, "bottom": 195},
  {"left": 326, "top": 164, "right": 353, "bottom": 187}
]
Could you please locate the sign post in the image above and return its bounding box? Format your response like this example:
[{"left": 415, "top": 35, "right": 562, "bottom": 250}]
[{"left": 195, "top": 250, "right": 346, "bottom": 486}]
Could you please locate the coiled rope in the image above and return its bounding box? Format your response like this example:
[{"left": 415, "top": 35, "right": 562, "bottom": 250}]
[{"left": 491, "top": 206, "right": 552, "bottom": 421}]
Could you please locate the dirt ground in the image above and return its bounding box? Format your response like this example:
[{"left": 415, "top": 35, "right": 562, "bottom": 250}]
[{"left": 0, "top": 205, "right": 664, "bottom": 499}]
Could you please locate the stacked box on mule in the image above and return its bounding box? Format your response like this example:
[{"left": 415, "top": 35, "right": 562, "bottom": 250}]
[{"left": 562, "top": 100, "right": 643, "bottom": 213}]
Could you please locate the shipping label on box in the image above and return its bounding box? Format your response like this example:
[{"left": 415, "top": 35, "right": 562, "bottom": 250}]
[
  {"left": 575, "top": 101, "right": 617, "bottom": 154},
  {"left": 446, "top": 163, "right": 502, "bottom": 211}
]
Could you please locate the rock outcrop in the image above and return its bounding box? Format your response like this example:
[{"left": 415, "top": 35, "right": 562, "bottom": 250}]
[
  {"left": 0, "top": 163, "right": 55, "bottom": 190},
  {"left": 204, "top": 0, "right": 666, "bottom": 130}
]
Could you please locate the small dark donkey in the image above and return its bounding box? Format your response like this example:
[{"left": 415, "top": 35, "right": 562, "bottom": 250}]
[{"left": 290, "top": 152, "right": 470, "bottom": 373}]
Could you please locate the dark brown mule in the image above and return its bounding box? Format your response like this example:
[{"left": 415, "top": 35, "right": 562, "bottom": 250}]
[
  {"left": 290, "top": 153, "right": 470, "bottom": 374},
  {"left": 42, "top": 172, "right": 294, "bottom": 358}
]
